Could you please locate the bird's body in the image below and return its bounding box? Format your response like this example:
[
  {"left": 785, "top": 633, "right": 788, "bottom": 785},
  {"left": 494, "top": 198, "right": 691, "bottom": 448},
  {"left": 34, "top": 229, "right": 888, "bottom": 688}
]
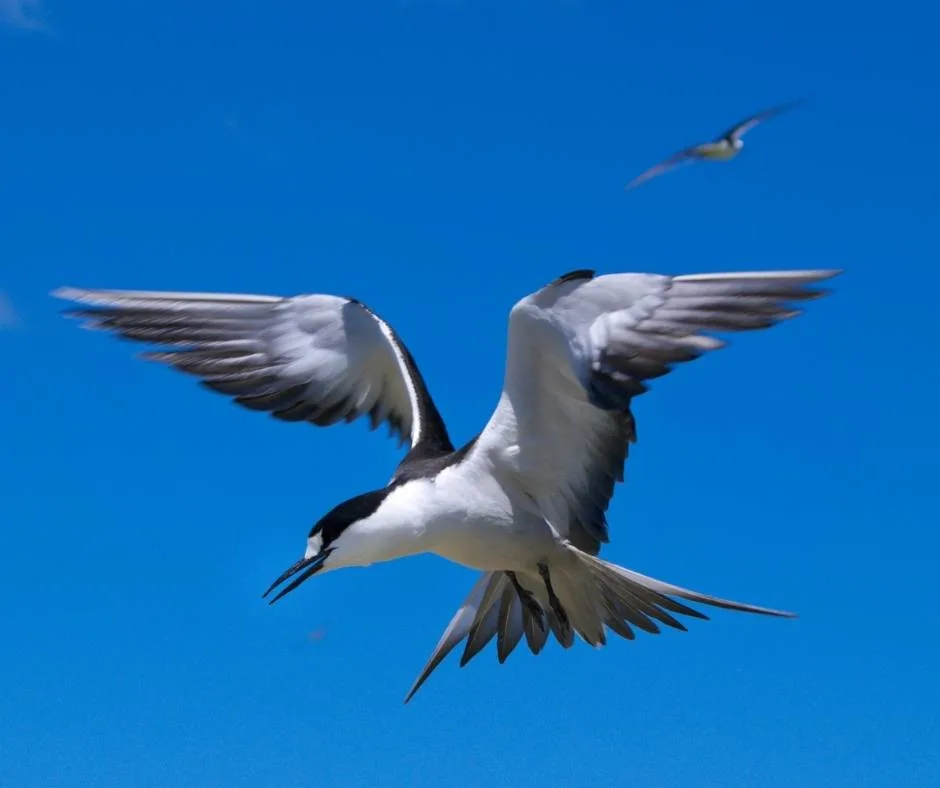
[
  {"left": 690, "top": 139, "right": 742, "bottom": 160},
  {"left": 56, "top": 264, "right": 839, "bottom": 702},
  {"left": 625, "top": 100, "right": 803, "bottom": 189},
  {"left": 316, "top": 466, "right": 546, "bottom": 573},
  {"left": 317, "top": 433, "right": 602, "bottom": 577}
]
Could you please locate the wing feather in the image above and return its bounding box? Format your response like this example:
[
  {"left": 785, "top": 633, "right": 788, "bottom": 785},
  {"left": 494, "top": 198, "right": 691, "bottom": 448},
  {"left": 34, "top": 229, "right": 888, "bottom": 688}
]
[
  {"left": 624, "top": 149, "right": 696, "bottom": 190},
  {"left": 468, "top": 268, "right": 840, "bottom": 552},
  {"left": 717, "top": 99, "right": 805, "bottom": 142},
  {"left": 54, "top": 286, "right": 451, "bottom": 452}
]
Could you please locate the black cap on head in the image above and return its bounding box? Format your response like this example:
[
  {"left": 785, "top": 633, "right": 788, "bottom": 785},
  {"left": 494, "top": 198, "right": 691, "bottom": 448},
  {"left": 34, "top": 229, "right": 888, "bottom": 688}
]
[
  {"left": 263, "top": 487, "right": 394, "bottom": 605},
  {"left": 308, "top": 487, "right": 392, "bottom": 550}
]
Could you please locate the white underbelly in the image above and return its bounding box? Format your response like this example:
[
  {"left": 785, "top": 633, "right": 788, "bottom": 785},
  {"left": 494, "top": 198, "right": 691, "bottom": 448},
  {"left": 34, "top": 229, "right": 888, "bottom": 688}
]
[
  {"left": 422, "top": 464, "right": 559, "bottom": 572},
  {"left": 426, "top": 511, "right": 559, "bottom": 572},
  {"left": 696, "top": 143, "right": 738, "bottom": 160}
]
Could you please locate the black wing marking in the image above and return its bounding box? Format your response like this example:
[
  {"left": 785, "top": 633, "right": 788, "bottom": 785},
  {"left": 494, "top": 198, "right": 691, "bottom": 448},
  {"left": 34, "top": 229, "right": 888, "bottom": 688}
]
[{"left": 717, "top": 99, "right": 806, "bottom": 142}]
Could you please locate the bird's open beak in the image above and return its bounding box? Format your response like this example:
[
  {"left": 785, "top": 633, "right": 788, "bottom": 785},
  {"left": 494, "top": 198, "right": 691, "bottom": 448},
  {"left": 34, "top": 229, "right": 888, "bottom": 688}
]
[{"left": 263, "top": 550, "right": 332, "bottom": 605}]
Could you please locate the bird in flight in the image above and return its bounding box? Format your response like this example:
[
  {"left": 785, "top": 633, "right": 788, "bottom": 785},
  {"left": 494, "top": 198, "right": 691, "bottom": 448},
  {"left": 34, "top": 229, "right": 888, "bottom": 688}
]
[
  {"left": 625, "top": 100, "right": 805, "bottom": 190},
  {"left": 55, "top": 265, "right": 839, "bottom": 702}
]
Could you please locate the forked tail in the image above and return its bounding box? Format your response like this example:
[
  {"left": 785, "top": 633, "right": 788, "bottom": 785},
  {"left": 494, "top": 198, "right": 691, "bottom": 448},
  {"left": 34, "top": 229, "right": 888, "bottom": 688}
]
[{"left": 404, "top": 547, "right": 795, "bottom": 703}]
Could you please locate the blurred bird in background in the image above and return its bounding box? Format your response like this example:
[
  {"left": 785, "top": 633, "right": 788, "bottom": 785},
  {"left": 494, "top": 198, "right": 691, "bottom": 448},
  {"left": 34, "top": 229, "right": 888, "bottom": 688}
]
[{"left": 625, "top": 99, "right": 805, "bottom": 190}]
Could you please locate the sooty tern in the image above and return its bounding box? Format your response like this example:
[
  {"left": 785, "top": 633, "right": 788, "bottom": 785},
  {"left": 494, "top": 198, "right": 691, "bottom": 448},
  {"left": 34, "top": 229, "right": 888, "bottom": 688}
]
[
  {"left": 55, "top": 266, "right": 839, "bottom": 702},
  {"left": 625, "top": 100, "right": 805, "bottom": 190}
]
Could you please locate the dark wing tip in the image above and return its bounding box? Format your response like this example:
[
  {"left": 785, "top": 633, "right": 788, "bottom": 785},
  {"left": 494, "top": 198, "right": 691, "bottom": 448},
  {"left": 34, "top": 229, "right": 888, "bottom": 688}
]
[
  {"left": 723, "top": 98, "right": 808, "bottom": 140},
  {"left": 551, "top": 269, "right": 596, "bottom": 287}
]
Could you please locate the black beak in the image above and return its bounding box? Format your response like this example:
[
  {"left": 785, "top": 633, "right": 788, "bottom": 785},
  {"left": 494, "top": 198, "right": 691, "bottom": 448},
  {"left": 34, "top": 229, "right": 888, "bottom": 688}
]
[{"left": 263, "top": 550, "right": 332, "bottom": 605}]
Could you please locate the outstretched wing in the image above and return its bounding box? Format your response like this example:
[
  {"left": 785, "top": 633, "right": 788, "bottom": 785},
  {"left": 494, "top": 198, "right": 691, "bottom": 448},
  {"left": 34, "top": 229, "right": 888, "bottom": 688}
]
[
  {"left": 54, "top": 286, "right": 451, "bottom": 452},
  {"left": 717, "top": 99, "right": 805, "bottom": 142},
  {"left": 624, "top": 148, "right": 696, "bottom": 190},
  {"left": 467, "top": 268, "right": 839, "bottom": 553}
]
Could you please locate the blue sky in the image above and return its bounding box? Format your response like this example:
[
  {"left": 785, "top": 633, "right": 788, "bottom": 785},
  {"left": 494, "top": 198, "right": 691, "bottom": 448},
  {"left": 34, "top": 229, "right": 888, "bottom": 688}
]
[{"left": 1, "top": 1, "right": 938, "bottom": 786}]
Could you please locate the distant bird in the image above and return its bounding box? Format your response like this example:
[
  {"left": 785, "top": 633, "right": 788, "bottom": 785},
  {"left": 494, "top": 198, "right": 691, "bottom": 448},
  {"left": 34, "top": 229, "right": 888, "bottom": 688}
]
[
  {"left": 55, "top": 265, "right": 839, "bottom": 702},
  {"left": 625, "top": 100, "right": 805, "bottom": 190}
]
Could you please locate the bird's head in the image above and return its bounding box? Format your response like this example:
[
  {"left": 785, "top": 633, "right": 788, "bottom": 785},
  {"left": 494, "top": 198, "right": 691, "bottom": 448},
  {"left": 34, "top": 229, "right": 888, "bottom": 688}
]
[{"left": 262, "top": 488, "right": 391, "bottom": 605}]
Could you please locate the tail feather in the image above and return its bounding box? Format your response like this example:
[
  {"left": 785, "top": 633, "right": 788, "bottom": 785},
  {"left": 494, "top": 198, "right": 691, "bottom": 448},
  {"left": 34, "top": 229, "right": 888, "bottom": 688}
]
[
  {"left": 496, "top": 586, "right": 524, "bottom": 663},
  {"left": 459, "top": 602, "right": 501, "bottom": 667},
  {"left": 403, "top": 572, "right": 494, "bottom": 704},
  {"left": 610, "top": 562, "right": 797, "bottom": 618},
  {"left": 575, "top": 548, "right": 797, "bottom": 623},
  {"left": 459, "top": 574, "right": 507, "bottom": 667},
  {"left": 595, "top": 569, "right": 688, "bottom": 632},
  {"left": 551, "top": 570, "right": 602, "bottom": 646},
  {"left": 404, "top": 549, "right": 795, "bottom": 703},
  {"left": 523, "top": 599, "right": 550, "bottom": 655},
  {"left": 599, "top": 589, "right": 637, "bottom": 640}
]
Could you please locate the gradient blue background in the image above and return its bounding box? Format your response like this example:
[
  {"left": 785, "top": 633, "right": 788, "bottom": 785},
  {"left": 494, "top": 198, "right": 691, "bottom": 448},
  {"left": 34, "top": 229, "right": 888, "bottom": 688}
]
[{"left": 2, "top": 2, "right": 937, "bottom": 786}]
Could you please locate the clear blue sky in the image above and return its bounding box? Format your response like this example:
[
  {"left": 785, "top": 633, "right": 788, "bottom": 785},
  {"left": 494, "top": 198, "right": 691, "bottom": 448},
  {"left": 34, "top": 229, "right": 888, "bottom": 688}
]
[{"left": 2, "top": 2, "right": 937, "bottom": 786}]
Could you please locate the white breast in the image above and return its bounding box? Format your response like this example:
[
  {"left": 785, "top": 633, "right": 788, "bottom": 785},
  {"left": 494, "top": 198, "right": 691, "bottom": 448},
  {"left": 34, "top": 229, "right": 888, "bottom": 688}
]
[
  {"left": 423, "top": 465, "right": 560, "bottom": 571},
  {"left": 696, "top": 142, "right": 739, "bottom": 160}
]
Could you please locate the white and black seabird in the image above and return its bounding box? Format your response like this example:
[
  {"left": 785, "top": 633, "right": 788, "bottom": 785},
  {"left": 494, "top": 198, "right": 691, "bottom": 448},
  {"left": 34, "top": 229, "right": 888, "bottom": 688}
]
[
  {"left": 625, "top": 100, "right": 805, "bottom": 190},
  {"left": 55, "top": 266, "right": 839, "bottom": 702}
]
